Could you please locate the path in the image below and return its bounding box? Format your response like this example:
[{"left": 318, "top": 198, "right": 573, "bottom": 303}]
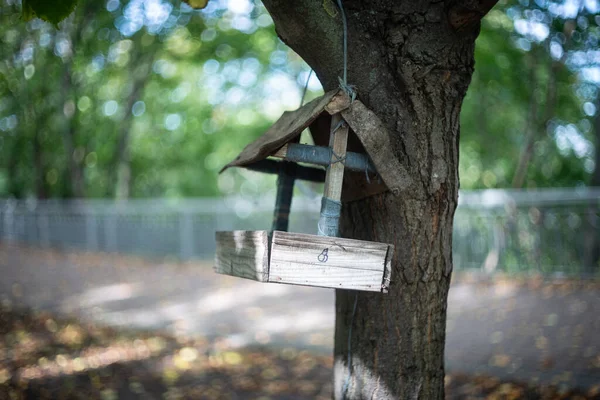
[{"left": 1, "top": 244, "right": 599, "bottom": 390}]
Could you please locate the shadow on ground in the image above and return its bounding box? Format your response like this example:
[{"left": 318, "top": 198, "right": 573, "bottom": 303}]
[
  {"left": 1, "top": 244, "right": 600, "bottom": 399},
  {"left": 1, "top": 306, "right": 598, "bottom": 400}
]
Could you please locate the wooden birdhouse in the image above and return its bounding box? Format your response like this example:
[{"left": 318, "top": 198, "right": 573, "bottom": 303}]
[{"left": 214, "top": 89, "right": 402, "bottom": 293}]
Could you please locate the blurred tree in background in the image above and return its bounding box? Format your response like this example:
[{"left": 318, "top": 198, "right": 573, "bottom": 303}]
[
  {"left": 461, "top": 0, "right": 599, "bottom": 189},
  {"left": 0, "top": 0, "right": 314, "bottom": 198},
  {"left": 0, "top": 0, "right": 599, "bottom": 199}
]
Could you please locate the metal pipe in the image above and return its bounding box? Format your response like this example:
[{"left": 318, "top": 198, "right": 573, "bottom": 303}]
[{"left": 284, "top": 143, "right": 376, "bottom": 175}]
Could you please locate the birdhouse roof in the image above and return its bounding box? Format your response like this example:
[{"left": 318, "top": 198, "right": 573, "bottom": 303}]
[
  {"left": 220, "top": 89, "right": 350, "bottom": 173},
  {"left": 220, "top": 89, "right": 410, "bottom": 198}
]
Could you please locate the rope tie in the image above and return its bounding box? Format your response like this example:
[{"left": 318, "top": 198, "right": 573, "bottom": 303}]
[
  {"left": 300, "top": 69, "right": 313, "bottom": 106},
  {"left": 329, "top": 118, "right": 346, "bottom": 165},
  {"left": 331, "top": 118, "right": 345, "bottom": 133},
  {"left": 338, "top": 77, "right": 357, "bottom": 102},
  {"left": 330, "top": 150, "right": 346, "bottom": 165}
]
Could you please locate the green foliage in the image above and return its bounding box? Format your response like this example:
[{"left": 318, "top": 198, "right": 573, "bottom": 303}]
[
  {"left": 1, "top": 0, "right": 598, "bottom": 199},
  {"left": 1, "top": 0, "right": 313, "bottom": 199},
  {"left": 460, "top": 1, "right": 598, "bottom": 189}
]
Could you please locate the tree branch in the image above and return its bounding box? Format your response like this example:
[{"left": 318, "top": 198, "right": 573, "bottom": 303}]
[
  {"left": 261, "top": 0, "right": 344, "bottom": 90},
  {"left": 448, "top": 0, "right": 500, "bottom": 32}
]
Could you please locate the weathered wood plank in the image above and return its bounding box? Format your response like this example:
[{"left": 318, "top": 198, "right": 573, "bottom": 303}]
[
  {"left": 324, "top": 90, "right": 351, "bottom": 115},
  {"left": 269, "top": 265, "right": 383, "bottom": 291},
  {"left": 341, "top": 100, "right": 412, "bottom": 196},
  {"left": 269, "top": 231, "right": 393, "bottom": 292},
  {"left": 221, "top": 90, "right": 341, "bottom": 172},
  {"left": 324, "top": 114, "right": 348, "bottom": 202},
  {"left": 214, "top": 231, "right": 269, "bottom": 282}
]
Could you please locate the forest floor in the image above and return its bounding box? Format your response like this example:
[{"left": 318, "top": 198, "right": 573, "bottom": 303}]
[{"left": 1, "top": 243, "right": 599, "bottom": 399}]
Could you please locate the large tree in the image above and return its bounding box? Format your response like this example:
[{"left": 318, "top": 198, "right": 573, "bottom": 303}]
[
  {"left": 18, "top": 0, "right": 500, "bottom": 398},
  {"left": 259, "top": 1, "right": 497, "bottom": 398}
]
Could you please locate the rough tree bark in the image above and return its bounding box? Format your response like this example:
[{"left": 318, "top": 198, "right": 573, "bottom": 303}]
[{"left": 261, "top": 1, "right": 496, "bottom": 398}]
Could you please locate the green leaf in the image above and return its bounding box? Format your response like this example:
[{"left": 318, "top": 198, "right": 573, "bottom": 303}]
[{"left": 22, "top": 0, "right": 78, "bottom": 26}]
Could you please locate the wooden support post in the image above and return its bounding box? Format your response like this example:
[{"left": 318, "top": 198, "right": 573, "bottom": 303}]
[
  {"left": 325, "top": 115, "right": 348, "bottom": 202},
  {"left": 272, "top": 162, "right": 296, "bottom": 232},
  {"left": 318, "top": 114, "right": 348, "bottom": 237},
  {"left": 272, "top": 137, "right": 299, "bottom": 232}
]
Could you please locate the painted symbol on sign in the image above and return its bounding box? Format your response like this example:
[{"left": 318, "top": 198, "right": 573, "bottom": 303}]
[{"left": 318, "top": 248, "right": 329, "bottom": 263}]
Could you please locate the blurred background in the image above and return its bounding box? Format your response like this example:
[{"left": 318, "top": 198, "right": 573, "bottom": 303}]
[{"left": 0, "top": 0, "right": 599, "bottom": 399}]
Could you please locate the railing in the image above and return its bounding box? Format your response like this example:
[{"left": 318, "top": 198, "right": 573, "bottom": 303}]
[
  {"left": 454, "top": 189, "right": 600, "bottom": 275},
  {"left": 1, "top": 188, "right": 599, "bottom": 275}
]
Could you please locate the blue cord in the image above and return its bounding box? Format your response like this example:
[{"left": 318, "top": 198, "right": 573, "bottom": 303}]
[{"left": 300, "top": 69, "right": 313, "bottom": 106}]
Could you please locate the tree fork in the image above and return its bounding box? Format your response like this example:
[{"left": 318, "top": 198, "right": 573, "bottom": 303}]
[{"left": 261, "top": 1, "right": 497, "bottom": 398}]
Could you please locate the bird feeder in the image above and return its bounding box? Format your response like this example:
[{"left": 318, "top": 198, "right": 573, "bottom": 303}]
[{"left": 214, "top": 89, "right": 403, "bottom": 293}]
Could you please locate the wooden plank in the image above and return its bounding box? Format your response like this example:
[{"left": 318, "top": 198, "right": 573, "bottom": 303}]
[
  {"left": 221, "top": 90, "right": 341, "bottom": 173},
  {"left": 214, "top": 231, "right": 269, "bottom": 282},
  {"left": 269, "top": 231, "right": 393, "bottom": 292},
  {"left": 324, "top": 90, "right": 351, "bottom": 115},
  {"left": 324, "top": 114, "right": 348, "bottom": 202},
  {"left": 341, "top": 100, "right": 412, "bottom": 196}
]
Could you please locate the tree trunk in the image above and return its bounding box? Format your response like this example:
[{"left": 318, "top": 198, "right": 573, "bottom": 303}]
[
  {"left": 110, "top": 49, "right": 156, "bottom": 199},
  {"left": 61, "top": 66, "right": 86, "bottom": 198},
  {"left": 6, "top": 132, "right": 25, "bottom": 198},
  {"left": 33, "top": 125, "right": 47, "bottom": 199},
  {"left": 262, "top": 1, "right": 490, "bottom": 398},
  {"left": 511, "top": 52, "right": 541, "bottom": 189},
  {"left": 59, "top": 1, "right": 104, "bottom": 198}
]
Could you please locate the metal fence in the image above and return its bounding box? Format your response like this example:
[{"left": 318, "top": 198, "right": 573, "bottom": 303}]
[{"left": 1, "top": 188, "right": 599, "bottom": 275}]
